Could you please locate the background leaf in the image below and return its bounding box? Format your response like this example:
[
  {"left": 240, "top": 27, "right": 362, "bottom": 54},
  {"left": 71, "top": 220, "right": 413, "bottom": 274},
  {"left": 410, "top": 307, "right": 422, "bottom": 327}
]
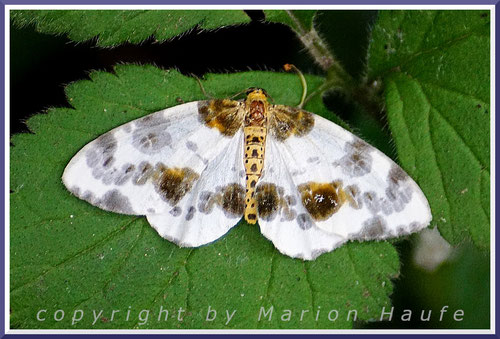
[
  {"left": 314, "top": 10, "right": 378, "bottom": 80},
  {"left": 367, "top": 10, "right": 490, "bottom": 249},
  {"left": 265, "top": 10, "right": 316, "bottom": 33},
  {"left": 11, "top": 10, "right": 251, "bottom": 46},
  {"left": 10, "top": 65, "right": 400, "bottom": 329}
]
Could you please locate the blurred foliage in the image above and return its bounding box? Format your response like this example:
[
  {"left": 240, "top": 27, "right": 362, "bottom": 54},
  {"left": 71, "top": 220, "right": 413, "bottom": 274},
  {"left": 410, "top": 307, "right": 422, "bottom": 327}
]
[{"left": 364, "top": 240, "right": 490, "bottom": 329}]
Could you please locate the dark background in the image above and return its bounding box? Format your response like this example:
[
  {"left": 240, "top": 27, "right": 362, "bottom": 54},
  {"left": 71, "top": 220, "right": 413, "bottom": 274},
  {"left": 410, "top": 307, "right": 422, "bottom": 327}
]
[
  {"left": 11, "top": 10, "right": 314, "bottom": 135},
  {"left": 10, "top": 10, "right": 490, "bottom": 329}
]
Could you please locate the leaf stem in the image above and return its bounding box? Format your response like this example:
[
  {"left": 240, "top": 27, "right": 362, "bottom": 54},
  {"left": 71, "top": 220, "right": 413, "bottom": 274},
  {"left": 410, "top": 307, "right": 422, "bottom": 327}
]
[
  {"left": 285, "top": 11, "right": 384, "bottom": 118},
  {"left": 285, "top": 11, "right": 352, "bottom": 85}
]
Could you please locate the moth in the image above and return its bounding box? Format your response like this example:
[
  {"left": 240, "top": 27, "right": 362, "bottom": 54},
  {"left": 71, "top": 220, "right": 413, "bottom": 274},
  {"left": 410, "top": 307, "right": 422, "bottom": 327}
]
[{"left": 62, "top": 88, "right": 432, "bottom": 260}]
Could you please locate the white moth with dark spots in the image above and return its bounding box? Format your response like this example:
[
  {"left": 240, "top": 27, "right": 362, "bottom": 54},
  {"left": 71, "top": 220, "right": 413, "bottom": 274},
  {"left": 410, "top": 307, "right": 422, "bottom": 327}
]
[{"left": 63, "top": 89, "right": 432, "bottom": 260}]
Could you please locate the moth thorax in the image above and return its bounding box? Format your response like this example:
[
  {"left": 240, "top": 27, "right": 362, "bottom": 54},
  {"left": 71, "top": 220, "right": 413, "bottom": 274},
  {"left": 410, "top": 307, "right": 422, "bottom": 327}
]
[
  {"left": 245, "top": 89, "right": 269, "bottom": 127},
  {"left": 245, "top": 100, "right": 267, "bottom": 127}
]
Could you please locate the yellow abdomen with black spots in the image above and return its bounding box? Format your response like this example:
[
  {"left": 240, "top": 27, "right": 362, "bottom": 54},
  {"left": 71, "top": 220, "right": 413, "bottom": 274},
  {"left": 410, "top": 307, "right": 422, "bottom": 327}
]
[{"left": 244, "top": 126, "right": 266, "bottom": 223}]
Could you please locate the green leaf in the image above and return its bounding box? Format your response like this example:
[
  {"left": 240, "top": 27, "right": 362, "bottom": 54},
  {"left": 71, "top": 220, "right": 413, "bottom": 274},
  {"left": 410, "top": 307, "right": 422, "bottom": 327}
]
[
  {"left": 11, "top": 10, "right": 250, "bottom": 46},
  {"left": 10, "top": 65, "right": 399, "bottom": 329},
  {"left": 265, "top": 10, "right": 316, "bottom": 32},
  {"left": 368, "top": 10, "right": 490, "bottom": 249}
]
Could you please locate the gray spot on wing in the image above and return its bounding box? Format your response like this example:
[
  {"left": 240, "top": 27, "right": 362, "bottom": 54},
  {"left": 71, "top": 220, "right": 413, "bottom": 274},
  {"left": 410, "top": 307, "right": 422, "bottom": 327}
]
[
  {"left": 334, "top": 139, "right": 373, "bottom": 177},
  {"left": 200, "top": 184, "right": 245, "bottom": 218},
  {"left": 69, "top": 186, "right": 80, "bottom": 196},
  {"left": 409, "top": 221, "right": 423, "bottom": 232},
  {"left": 382, "top": 164, "right": 414, "bottom": 213},
  {"left": 133, "top": 162, "right": 154, "bottom": 185},
  {"left": 297, "top": 213, "right": 313, "bottom": 230},
  {"left": 285, "top": 195, "right": 297, "bottom": 206},
  {"left": 281, "top": 208, "right": 297, "bottom": 222},
  {"left": 351, "top": 216, "right": 388, "bottom": 241},
  {"left": 136, "top": 113, "right": 169, "bottom": 128},
  {"left": 162, "top": 233, "right": 179, "bottom": 244},
  {"left": 395, "top": 222, "right": 423, "bottom": 236},
  {"left": 84, "top": 132, "right": 137, "bottom": 186},
  {"left": 388, "top": 165, "right": 409, "bottom": 185},
  {"left": 363, "top": 191, "right": 381, "bottom": 214},
  {"left": 392, "top": 185, "right": 413, "bottom": 206},
  {"left": 132, "top": 114, "right": 172, "bottom": 154},
  {"left": 198, "top": 191, "right": 215, "bottom": 214},
  {"left": 97, "top": 189, "right": 135, "bottom": 214},
  {"left": 385, "top": 186, "right": 398, "bottom": 201},
  {"left": 362, "top": 190, "right": 399, "bottom": 216},
  {"left": 114, "top": 163, "right": 136, "bottom": 185},
  {"left": 102, "top": 168, "right": 118, "bottom": 185},
  {"left": 307, "top": 156, "right": 319, "bottom": 163},
  {"left": 186, "top": 206, "right": 196, "bottom": 221},
  {"left": 280, "top": 192, "right": 298, "bottom": 221},
  {"left": 86, "top": 133, "right": 118, "bottom": 180},
  {"left": 186, "top": 141, "right": 198, "bottom": 152},
  {"left": 81, "top": 190, "right": 95, "bottom": 203},
  {"left": 290, "top": 168, "right": 306, "bottom": 177},
  {"left": 380, "top": 200, "right": 393, "bottom": 215},
  {"left": 101, "top": 163, "right": 136, "bottom": 186},
  {"left": 170, "top": 206, "right": 182, "bottom": 217},
  {"left": 132, "top": 130, "right": 172, "bottom": 154}
]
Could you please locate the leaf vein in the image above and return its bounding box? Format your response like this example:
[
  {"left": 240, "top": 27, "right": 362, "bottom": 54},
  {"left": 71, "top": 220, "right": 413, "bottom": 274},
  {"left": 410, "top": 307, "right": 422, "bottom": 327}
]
[
  {"left": 418, "top": 79, "right": 489, "bottom": 105},
  {"left": 102, "top": 221, "right": 147, "bottom": 298},
  {"left": 418, "top": 11, "right": 439, "bottom": 52},
  {"left": 427, "top": 113, "right": 455, "bottom": 235},
  {"left": 431, "top": 102, "right": 488, "bottom": 172},
  {"left": 183, "top": 249, "right": 195, "bottom": 316},
  {"left": 373, "top": 23, "right": 487, "bottom": 79},
  {"left": 390, "top": 82, "right": 418, "bottom": 173}
]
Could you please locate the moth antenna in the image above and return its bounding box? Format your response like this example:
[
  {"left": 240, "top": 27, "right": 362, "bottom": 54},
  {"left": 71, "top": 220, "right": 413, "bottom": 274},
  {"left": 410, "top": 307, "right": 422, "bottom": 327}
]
[
  {"left": 191, "top": 73, "right": 214, "bottom": 99},
  {"left": 267, "top": 94, "right": 275, "bottom": 104},
  {"left": 284, "top": 63, "right": 307, "bottom": 109},
  {"left": 229, "top": 89, "right": 249, "bottom": 100}
]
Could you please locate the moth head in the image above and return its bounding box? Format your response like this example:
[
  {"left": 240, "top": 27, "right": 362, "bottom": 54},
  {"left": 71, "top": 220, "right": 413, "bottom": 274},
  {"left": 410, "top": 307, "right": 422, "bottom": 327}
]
[
  {"left": 245, "top": 87, "right": 269, "bottom": 98},
  {"left": 245, "top": 88, "right": 270, "bottom": 105}
]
